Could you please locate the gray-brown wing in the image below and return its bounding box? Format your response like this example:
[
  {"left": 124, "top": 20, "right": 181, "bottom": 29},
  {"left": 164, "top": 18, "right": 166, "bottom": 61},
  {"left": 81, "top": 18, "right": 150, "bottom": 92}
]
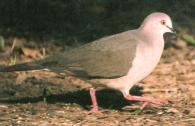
[{"left": 40, "top": 30, "right": 138, "bottom": 78}]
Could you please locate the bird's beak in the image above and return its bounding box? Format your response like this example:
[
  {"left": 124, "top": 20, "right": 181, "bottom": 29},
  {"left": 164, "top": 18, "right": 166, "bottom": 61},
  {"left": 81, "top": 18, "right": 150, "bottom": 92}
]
[
  {"left": 166, "top": 25, "right": 177, "bottom": 34},
  {"left": 166, "top": 25, "right": 179, "bottom": 39}
]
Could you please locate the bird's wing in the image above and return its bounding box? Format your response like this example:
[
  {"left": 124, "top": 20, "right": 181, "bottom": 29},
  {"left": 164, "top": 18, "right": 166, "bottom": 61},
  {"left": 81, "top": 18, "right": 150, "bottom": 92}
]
[
  {"left": 0, "top": 30, "right": 139, "bottom": 79},
  {"left": 42, "top": 30, "right": 139, "bottom": 78}
]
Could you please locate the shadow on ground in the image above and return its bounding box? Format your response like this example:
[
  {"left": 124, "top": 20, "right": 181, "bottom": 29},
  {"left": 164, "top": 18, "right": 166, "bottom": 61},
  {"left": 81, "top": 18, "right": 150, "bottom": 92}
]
[{"left": 0, "top": 85, "right": 143, "bottom": 111}]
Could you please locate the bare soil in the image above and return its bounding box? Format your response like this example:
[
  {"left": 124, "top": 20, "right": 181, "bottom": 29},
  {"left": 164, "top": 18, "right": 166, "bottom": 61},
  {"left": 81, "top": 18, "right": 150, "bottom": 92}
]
[{"left": 0, "top": 39, "right": 195, "bottom": 126}]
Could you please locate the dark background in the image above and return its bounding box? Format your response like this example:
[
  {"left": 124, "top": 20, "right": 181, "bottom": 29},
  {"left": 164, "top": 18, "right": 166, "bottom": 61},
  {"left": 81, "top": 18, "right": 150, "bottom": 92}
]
[{"left": 0, "top": 0, "right": 194, "bottom": 45}]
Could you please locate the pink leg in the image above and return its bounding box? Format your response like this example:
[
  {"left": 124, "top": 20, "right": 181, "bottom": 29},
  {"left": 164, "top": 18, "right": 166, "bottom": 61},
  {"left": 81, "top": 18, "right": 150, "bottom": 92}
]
[
  {"left": 124, "top": 94, "right": 164, "bottom": 109},
  {"left": 140, "top": 102, "right": 149, "bottom": 110},
  {"left": 89, "top": 88, "right": 101, "bottom": 114}
]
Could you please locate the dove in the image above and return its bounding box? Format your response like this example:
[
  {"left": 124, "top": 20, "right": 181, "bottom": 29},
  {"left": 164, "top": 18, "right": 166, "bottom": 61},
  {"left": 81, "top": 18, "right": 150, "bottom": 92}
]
[{"left": 0, "top": 12, "right": 174, "bottom": 113}]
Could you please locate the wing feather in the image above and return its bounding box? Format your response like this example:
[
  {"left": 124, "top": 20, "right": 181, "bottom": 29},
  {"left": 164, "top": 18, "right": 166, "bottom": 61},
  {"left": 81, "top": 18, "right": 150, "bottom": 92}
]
[{"left": 42, "top": 30, "right": 138, "bottom": 78}]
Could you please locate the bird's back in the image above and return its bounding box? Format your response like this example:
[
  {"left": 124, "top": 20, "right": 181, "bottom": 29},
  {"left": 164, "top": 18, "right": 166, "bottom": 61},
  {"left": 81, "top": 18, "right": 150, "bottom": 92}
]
[{"left": 42, "top": 30, "right": 139, "bottom": 78}]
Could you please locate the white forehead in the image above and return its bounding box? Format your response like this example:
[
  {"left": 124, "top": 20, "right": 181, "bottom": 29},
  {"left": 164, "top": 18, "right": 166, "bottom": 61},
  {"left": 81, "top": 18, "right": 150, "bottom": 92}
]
[
  {"left": 145, "top": 12, "right": 171, "bottom": 22},
  {"left": 141, "top": 12, "right": 172, "bottom": 28}
]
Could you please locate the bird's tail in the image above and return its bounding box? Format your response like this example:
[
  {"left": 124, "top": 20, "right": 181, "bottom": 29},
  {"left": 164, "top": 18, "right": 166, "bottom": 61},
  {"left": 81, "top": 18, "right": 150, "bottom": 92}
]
[{"left": 0, "top": 62, "right": 43, "bottom": 72}]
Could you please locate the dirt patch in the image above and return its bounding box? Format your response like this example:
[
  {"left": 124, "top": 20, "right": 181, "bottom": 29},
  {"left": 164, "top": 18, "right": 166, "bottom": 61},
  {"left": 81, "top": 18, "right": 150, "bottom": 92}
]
[{"left": 0, "top": 39, "right": 195, "bottom": 126}]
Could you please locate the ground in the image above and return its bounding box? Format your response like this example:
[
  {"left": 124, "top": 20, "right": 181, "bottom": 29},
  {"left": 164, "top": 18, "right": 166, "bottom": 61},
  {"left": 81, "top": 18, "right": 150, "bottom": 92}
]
[{"left": 0, "top": 38, "right": 195, "bottom": 126}]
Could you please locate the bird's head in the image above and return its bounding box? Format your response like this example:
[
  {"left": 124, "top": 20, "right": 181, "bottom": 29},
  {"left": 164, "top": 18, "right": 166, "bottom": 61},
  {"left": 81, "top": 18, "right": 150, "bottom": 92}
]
[{"left": 140, "top": 12, "right": 175, "bottom": 35}]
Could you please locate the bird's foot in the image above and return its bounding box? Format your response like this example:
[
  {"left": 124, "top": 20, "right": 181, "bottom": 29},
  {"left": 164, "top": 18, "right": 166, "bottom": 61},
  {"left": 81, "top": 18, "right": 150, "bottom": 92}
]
[
  {"left": 124, "top": 95, "right": 165, "bottom": 109},
  {"left": 88, "top": 88, "right": 102, "bottom": 114},
  {"left": 87, "top": 106, "right": 102, "bottom": 115},
  {"left": 140, "top": 102, "right": 149, "bottom": 110}
]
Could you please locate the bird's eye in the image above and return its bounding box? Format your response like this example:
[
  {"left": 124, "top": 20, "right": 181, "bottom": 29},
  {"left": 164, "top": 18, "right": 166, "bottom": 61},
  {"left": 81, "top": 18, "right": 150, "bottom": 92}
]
[{"left": 161, "top": 20, "right": 166, "bottom": 25}]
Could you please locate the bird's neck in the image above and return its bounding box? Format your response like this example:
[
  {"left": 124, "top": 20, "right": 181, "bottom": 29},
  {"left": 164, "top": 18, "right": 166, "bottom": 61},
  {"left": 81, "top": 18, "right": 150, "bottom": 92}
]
[{"left": 138, "top": 27, "right": 165, "bottom": 48}]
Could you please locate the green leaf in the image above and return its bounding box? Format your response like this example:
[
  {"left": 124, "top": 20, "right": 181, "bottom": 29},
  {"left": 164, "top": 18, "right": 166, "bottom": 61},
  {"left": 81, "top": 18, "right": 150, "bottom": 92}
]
[
  {"left": 9, "top": 55, "right": 16, "bottom": 65},
  {"left": 182, "top": 34, "right": 195, "bottom": 45},
  {"left": 0, "top": 36, "right": 5, "bottom": 51}
]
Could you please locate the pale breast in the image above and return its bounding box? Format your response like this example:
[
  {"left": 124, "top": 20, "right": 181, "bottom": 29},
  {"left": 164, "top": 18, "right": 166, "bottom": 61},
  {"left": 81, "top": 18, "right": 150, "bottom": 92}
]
[{"left": 127, "top": 41, "right": 164, "bottom": 84}]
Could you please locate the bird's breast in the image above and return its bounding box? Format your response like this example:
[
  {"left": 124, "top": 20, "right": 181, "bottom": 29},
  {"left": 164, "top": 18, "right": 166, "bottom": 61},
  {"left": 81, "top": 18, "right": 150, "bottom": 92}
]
[{"left": 127, "top": 41, "right": 164, "bottom": 84}]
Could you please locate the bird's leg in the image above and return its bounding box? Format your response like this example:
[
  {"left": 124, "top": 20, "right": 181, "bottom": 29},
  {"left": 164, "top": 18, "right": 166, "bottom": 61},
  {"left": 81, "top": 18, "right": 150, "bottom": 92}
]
[
  {"left": 140, "top": 102, "right": 149, "bottom": 110},
  {"left": 89, "top": 88, "right": 101, "bottom": 114},
  {"left": 123, "top": 94, "right": 164, "bottom": 109}
]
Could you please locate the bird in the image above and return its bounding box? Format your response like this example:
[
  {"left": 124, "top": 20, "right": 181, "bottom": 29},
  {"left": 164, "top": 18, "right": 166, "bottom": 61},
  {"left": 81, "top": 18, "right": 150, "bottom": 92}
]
[{"left": 0, "top": 12, "right": 174, "bottom": 113}]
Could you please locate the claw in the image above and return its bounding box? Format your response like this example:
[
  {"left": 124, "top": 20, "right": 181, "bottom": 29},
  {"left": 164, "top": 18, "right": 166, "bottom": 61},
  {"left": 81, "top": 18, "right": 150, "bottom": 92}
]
[
  {"left": 124, "top": 94, "right": 165, "bottom": 109},
  {"left": 87, "top": 107, "right": 102, "bottom": 115}
]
